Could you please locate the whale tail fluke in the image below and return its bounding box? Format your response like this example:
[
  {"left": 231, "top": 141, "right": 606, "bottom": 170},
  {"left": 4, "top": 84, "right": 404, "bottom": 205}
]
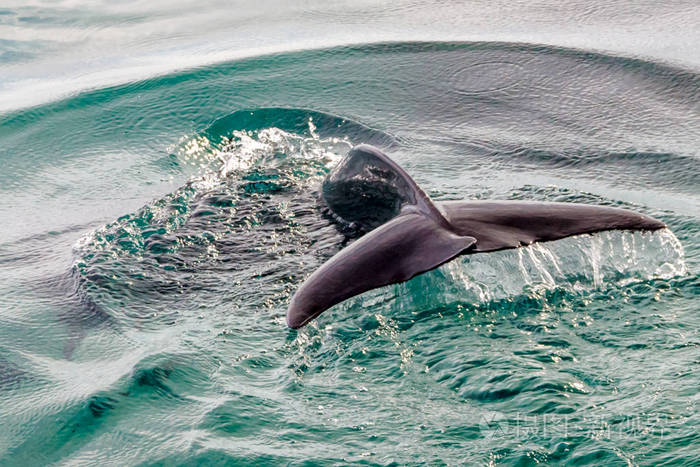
[{"left": 286, "top": 145, "right": 666, "bottom": 328}]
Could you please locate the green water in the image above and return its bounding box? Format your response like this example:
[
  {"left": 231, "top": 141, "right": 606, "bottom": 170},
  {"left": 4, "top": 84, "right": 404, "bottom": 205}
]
[{"left": 1, "top": 22, "right": 699, "bottom": 467}]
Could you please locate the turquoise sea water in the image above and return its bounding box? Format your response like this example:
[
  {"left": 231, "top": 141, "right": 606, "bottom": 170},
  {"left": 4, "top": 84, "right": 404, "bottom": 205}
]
[{"left": 1, "top": 2, "right": 699, "bottom": 465}]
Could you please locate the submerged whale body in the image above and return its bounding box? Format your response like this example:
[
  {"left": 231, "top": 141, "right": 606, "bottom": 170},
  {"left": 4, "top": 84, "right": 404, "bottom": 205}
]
[{"left": 286, "top": 144, "right": 665, "bottom": 328}]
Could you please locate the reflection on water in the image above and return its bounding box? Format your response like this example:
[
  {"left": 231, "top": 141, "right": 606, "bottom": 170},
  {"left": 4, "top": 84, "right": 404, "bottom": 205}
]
[{"left": 1, "top": 0, "right": 699, "bottom": 112}]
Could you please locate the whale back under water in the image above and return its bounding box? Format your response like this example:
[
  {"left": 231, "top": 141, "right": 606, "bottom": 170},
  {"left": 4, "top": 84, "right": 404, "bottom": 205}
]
[{"left": 287, "top": 144, "right": 666, "bottom": 328}]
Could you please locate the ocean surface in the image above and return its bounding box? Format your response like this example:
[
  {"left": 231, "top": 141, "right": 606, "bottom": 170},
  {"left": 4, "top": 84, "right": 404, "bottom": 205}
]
[{"left": 1, "top": 1, "right": 699, "bottom": 465}]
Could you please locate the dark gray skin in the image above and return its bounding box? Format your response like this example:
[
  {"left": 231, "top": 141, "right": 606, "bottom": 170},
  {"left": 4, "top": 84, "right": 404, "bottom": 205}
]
[{"left": 287, "top": 144, "right": 666, "bottom": 329}]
